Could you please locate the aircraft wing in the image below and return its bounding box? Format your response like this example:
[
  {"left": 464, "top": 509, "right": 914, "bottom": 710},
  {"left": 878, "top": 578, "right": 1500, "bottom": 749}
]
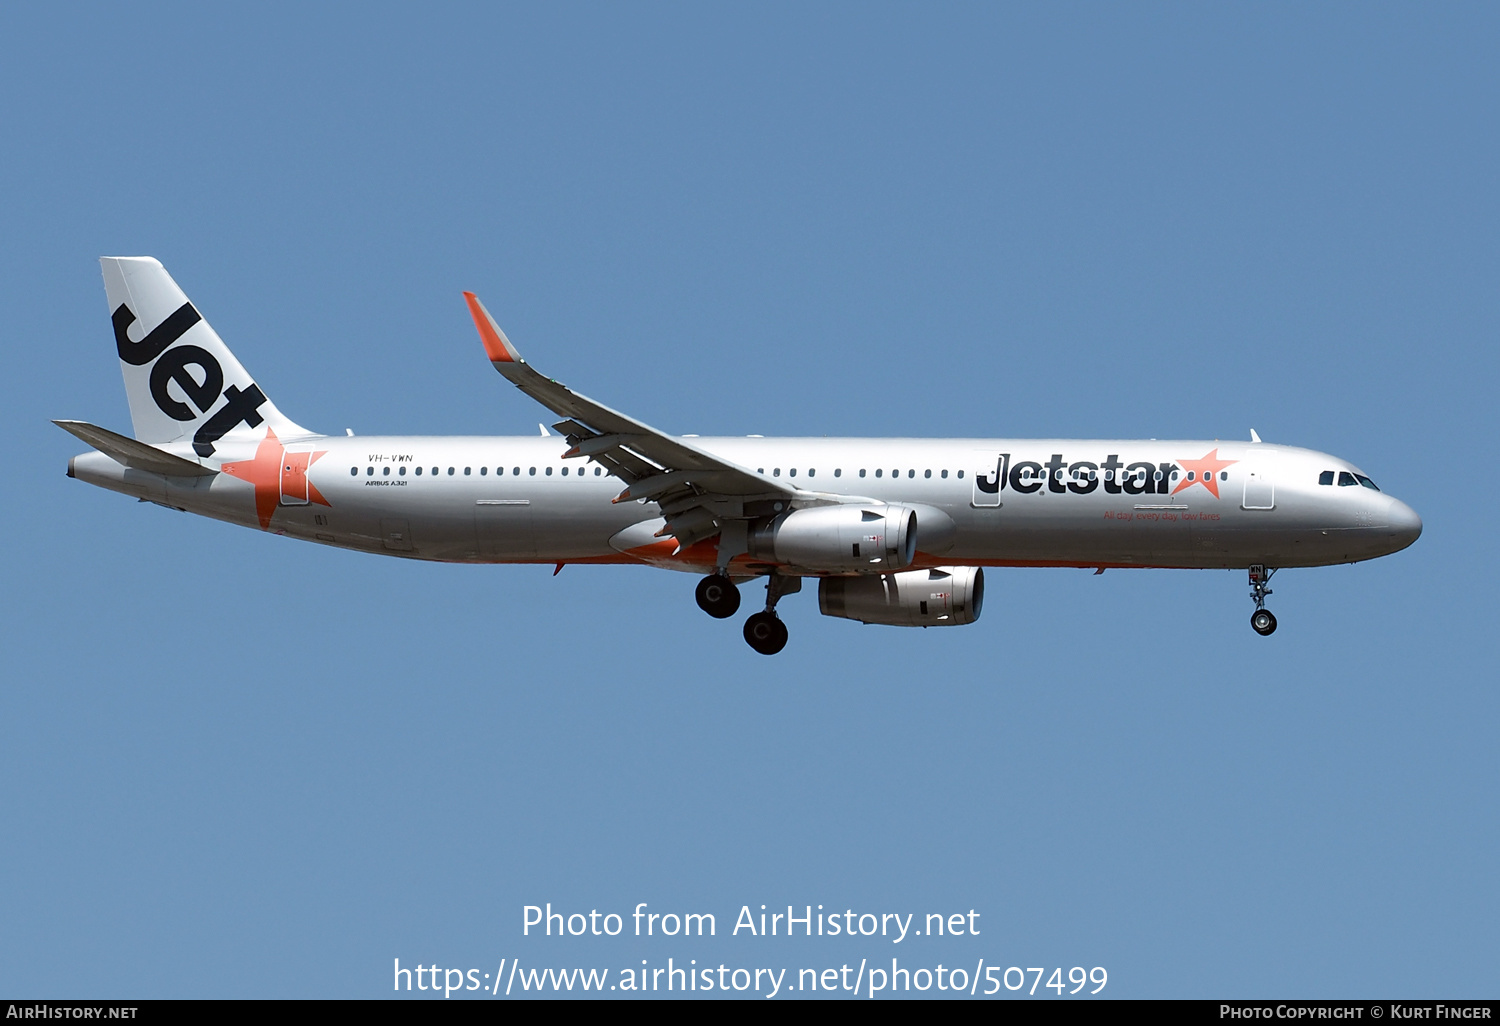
[{"left": 463, "top": 293, "right": 799, "bottom": 551}]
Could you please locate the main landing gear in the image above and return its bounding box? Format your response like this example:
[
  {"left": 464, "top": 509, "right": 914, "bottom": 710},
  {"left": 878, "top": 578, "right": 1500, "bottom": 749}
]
[
  {"left": 695, "top": 573, "right": 797, "bottom": 654},
  {"left": 745, "top": 575, "right": 798, "bottom": 655},
  {"left": 695, "top": 574, "right": 741, "bottom": 619},
  {"left": 743, "top": 611, "right": 788, "bottom": 655},
  {"left": 1249, "top": 565, "right": 1278, "bottom": 636}
]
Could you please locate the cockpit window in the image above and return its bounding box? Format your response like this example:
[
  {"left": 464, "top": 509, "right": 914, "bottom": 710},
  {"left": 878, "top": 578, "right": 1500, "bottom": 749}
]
[
  {"left": 1354, "top": 474, "right": 1379, "bottom": 491},
  {"left": 1319, "top": 471, "right": 1335, "bottom": 486},
  {"left": 1338, "top": 472, "right": 1359, "bottom": 487}
]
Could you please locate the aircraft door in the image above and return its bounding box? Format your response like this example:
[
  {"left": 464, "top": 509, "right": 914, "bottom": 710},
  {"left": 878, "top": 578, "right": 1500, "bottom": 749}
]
[
  {"left": 475, "top": 499, "right": 536, "bottom": 558},
  {"left": 1241, "top": 464, "right": 1275, "bottom": 510},
  {"left": 972, "top": 452, "right": 1008, "bottom": 508},
  {"left": 280, "top": 450, "right": 312, "bottom": 505}
]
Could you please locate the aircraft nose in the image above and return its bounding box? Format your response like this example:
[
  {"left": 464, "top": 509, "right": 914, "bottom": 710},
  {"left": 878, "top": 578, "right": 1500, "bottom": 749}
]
[{"left": 1386, "top": 497, "right": 1422, "bottom": 550}]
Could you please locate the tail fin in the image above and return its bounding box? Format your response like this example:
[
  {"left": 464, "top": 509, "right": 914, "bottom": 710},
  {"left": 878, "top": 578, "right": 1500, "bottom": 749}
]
[{"left": 101, "top": 257, "right": 313, "bottom": 456}]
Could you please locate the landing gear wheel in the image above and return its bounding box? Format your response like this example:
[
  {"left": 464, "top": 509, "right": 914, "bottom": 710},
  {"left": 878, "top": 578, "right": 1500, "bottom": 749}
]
[
  {"left": 1247, "top": 565, "right": 1279, "bottom": 637},
  {"left": 743, "top": 611, "right": 788, "bottom": 655},
  {"left": 695, "top": 574, "right": 741, "bottom": 619}
]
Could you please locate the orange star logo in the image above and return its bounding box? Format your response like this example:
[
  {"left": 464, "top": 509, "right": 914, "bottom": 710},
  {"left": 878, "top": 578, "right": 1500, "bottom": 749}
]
[
  {"left": 1172, "top": 448, "right": 1238, "bottom": 498},
  {"left": 220, "top": 427, "right": 330, "bottom": 529}
]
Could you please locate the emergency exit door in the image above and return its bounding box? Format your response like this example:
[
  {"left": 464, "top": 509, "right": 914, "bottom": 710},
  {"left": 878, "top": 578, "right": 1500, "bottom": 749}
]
[{"left": 972, "top": 452, "right": 1008, "bottom": 507}]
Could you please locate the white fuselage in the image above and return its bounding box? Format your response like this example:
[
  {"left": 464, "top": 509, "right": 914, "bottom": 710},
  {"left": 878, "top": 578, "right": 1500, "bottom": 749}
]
[{"left": 69, "top": 434, "right": 1423, "bottom": 574}]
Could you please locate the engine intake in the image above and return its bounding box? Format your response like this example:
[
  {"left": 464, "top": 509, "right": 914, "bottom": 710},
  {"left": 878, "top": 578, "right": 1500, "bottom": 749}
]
[
  {"left": 748, "top": 504, "right": 917, "bottom": 573},
  {"left": 819, "top": 566, "right": 984, "bottom": 627}
]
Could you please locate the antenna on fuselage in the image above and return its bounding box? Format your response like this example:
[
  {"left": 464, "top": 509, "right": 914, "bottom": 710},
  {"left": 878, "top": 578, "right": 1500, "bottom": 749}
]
[{"left": 1249, "top": 429, "right": 1262, "bottom": 443}]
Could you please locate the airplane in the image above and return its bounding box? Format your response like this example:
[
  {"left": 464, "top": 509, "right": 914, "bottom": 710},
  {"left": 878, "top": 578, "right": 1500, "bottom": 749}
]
[{"left": 59, "top": 257, "right": 1422, "bottom": 654}]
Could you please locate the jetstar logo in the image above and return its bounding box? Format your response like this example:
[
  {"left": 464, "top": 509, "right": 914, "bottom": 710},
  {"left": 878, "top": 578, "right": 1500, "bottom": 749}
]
[
  {"left": 1171, "top": 448, "right": 1238, "bottom": 498},
  {"left": 221, "top": 427, "right": 330, "bottom": 529},
  {"left": 976, "top": 449, "right": 1239, "bottom": 497},
  {"left": 113, "top": 301, "right": 267, "bottom": 457}
]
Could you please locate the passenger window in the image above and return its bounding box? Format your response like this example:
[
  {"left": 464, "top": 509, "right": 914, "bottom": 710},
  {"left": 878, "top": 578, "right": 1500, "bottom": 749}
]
[
  {"left": 957, "top": 470, "right": 964, "bottom": 479},
  {"left": 924, "top": 469, "right": 931, "bottom": 478},
  {"left": 447, "top": 467, "right": 455, "bottom": 476},
  {"left": 875, "top": 469, "right": 883, "bottom": 478},
  {"left": 512, "top": 467, "right": 520, "bottom": 476},
  {"left": 773, "top": 468, "right": 780, "bottom": 477},
  {"left": 366, "top": 466, "right": 374, "bottom": 476},
  {"left": 1220, "top": 472, "right": 1228, "bottom": 481},
  {"left": 431, "top": 467, "right": 438, "bottom": 476},
  {"left": 382, "top": 466, "right": 390, "bottom": 476},
  {"left": 545, "top": 466, "right": 553, "bottom": 476},
  {"left": 350, "top": 467, "right": 358, "bottom": 476},
  {"left": 479, "top": 466, "right": 487, "bottom": 475},
  {"left": 529, "top": 467, "right": 536, "bottom": 475},
  {"left": 464, "top": 467, "right": 471, "bottom": 475},
  {"left": 561, "top": 467, "right": 568, "bottom": 476},
  {"left": 859, "top": 469, "right": 866, "bottom": 478},
  {"left": 834, "top": 469, "right": 842, "bottom": 477},
  {"left": 808, "top": 469, "right": 816, "bottom": 478},
  {"left": 941, "top": 469, "right": 948, "bottom": 479},
  {"left": 594, "top": 467, "right": 602, "bottom": 476},
  {"left": 415, "top": 466, "right": 423, "bottom": 476},
  {"left": 1338, "top": 472, "right": 1358, "bottom": 486},
  {"left": 908, "top": 469, "right": 915, "bottom": 478},
  {"left": 399, "top": 466, "right": 406, "bottom": 476},
  {"left": 789, "top": 468, "right": 796, "bottom": 477},
  {"left": 1319, "top": 471, "right": 1335, "bottom": 486}
]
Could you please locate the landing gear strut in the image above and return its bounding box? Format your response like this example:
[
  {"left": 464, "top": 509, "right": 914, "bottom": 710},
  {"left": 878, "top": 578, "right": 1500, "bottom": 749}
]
[
  {"left": 695, "top": 574, "right": 741, "bottom": 619},
  {"left": 743, "top": 574, "right": 799, "bottom": 655},
  {"left": 1249, "top": 565, "right": 1278, "bottom": 636}
]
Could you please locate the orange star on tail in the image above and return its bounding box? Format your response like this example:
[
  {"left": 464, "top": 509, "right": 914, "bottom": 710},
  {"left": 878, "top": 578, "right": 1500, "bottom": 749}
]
[
  {"left": 220, "top": 428, "right": 330, "bottom": 529},
  {"left": 1172, "top": 448, "right": 1238, "bottom": 498}
]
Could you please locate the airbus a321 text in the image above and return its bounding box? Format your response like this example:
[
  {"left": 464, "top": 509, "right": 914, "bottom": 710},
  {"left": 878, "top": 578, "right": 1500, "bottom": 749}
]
[{"left": 60, "top": 258, "right": 1422, "bottom": 654}]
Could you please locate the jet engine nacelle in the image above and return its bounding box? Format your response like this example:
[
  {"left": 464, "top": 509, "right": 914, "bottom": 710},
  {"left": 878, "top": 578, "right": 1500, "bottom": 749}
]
[
  {"left": 819, "top": 566, "right": 985, "bottom": 627},
  {"left": 748, "top": 503, "right": 918, "bottom": 573}
]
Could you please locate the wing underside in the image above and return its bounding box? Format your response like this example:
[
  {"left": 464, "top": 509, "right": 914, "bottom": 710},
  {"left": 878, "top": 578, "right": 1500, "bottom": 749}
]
[{"left": 462, "top": 292, "right": 809, "bottom": 555}]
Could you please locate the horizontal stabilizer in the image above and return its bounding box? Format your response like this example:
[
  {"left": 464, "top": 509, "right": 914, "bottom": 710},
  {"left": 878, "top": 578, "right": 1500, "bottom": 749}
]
[{"left": 54, "top": 420, "right": 217, "bottom": 477}]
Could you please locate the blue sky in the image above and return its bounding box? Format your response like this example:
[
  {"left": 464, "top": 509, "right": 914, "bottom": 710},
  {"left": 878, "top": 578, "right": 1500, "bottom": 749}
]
[{"left": 2, "top": 3, "right": 1496, "bottom": 998}]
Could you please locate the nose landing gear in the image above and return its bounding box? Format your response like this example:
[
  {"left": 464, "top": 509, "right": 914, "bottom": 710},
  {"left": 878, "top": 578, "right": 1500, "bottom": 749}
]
[{"left": 1249, "top": 565, "right": 1278, "bottom": 636}]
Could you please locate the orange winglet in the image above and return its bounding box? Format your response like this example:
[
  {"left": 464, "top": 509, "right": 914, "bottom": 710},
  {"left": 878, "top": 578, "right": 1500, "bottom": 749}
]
[{"left": 463, "top": 291, "right": 516, "bottom": 363}]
